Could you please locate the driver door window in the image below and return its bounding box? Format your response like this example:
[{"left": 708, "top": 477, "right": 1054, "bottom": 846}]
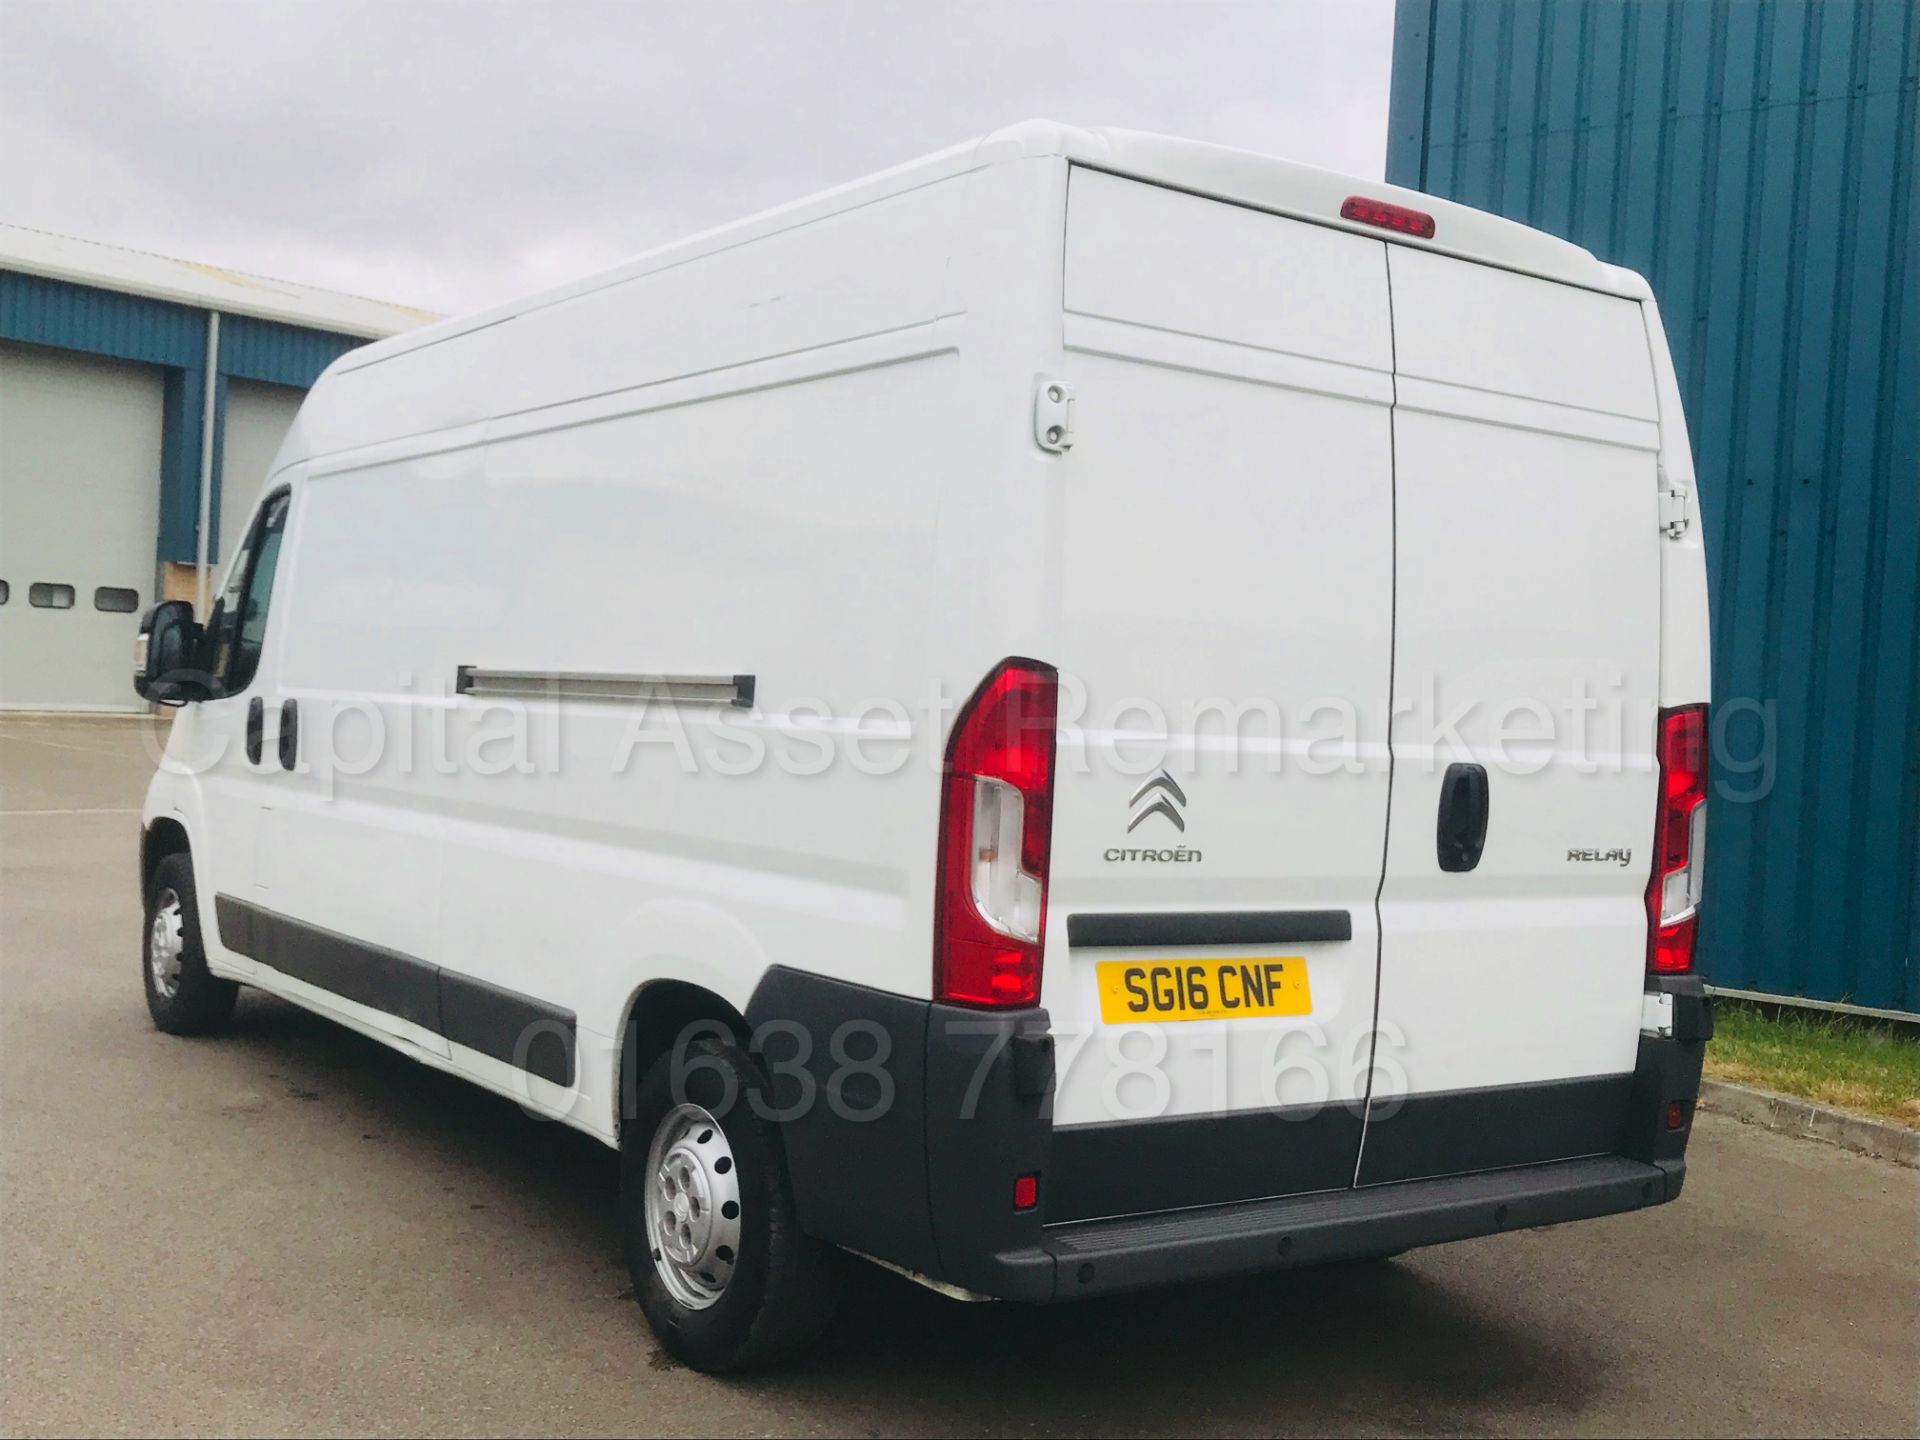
[{"left": 205, "top": 490, "right": 289, "bottom": 696}]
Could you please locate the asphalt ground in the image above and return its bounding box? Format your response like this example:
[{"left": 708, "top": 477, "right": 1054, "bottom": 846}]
[{"left": 3, "top": 714, "right": 1916, "bottom": 1437}]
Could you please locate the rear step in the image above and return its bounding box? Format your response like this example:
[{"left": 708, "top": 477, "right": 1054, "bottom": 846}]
[{"left": 1037, "top": 1155, "right": 1680, "bottom": 1300}]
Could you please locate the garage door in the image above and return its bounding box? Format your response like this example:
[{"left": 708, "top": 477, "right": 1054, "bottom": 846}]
[
  {"left": 218, "top": 380, "right": 305, "bottom": 569},
  {"left": 0, "top": 341, "right": 165, "bottom": 712}
]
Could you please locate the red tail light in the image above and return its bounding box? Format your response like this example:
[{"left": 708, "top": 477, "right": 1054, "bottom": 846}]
[
  {"left": 1341, "top": 195, "right": 1437, "bottom": 239},
  {"left": 1647, "top": 705, "right": 1708, "bottom": 974},
  {"left": 934, "top": 659, "right": 1058, "bottom": 1007}
]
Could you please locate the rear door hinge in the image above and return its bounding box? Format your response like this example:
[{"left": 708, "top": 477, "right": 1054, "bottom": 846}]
[
  {"left": 1034, "top": 378, "right": 1075, "bottom": 454},
  {"left": 1659, "top": 466, "right": 1691, "bottom": 539},
  {"left": 1640, "top": 990, "right": 1675, "bottom": 1039}
]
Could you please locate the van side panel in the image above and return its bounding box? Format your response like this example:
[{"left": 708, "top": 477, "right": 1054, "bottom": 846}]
[
  {"left": 295, "top": 177, "right": 965, "bottom": 456},
  {"left": 272, "top": 168, "right": 1059, "bottom": 1140},
  {"left": 441, "top": 357, "right": 957, "bottom": 1105}
]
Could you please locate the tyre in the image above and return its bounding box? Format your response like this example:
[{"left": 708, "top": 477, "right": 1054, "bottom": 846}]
[
  {"left": 142, "top": 852, "right": 238, "bottom": 1035},
  {"left": 620, "top": 1035, "right": 843, "bottom": 1372}
]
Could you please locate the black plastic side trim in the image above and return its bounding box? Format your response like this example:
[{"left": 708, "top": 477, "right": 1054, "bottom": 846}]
[
  {"left": 1357, "top": 1073, "right": 1634, "bottom": 1186},
  {"left": 440, "top": 970, "right": 576, "bottom": 1087},
  {"left": 922, "top": 1002, "right": 1055, "bottom": 1296},
  {"left": 261, "top": 906, "right": 441, "bottom": 1032},
  {"left": 1625, "top": 980, "right": 1712, "bottom": 1164},
  {"left": 1067, "top": 910, "right": 1353, "bottom": 949},
  {"left": 212, "top": 893, "right": 255, "bottom": 959},
  {"left": 741, "top": 968, "right": 1059, "bottom": 1300},
  {"left": 743, "top": 967, "right": 940, "bottom": 1277},
  {"left": 214, "top": 894, "right": 576, "bottom": 1085}
]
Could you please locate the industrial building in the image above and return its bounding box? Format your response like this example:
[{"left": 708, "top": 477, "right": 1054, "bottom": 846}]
[
  {"left": 1390, "top": 0, "right": 1917, "bottom": 1013},
  {"left": 0, "top": 224, "right": 429, "bottom": 711}
]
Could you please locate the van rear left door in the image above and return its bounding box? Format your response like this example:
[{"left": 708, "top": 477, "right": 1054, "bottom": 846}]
[{"left": 1040, "top": 170, "right": 1396, "bottom": 1219}]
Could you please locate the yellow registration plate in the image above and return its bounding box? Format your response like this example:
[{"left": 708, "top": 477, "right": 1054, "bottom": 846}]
[{"left": 1095, "top": 957, "right": 1313, "bottom": 1024}]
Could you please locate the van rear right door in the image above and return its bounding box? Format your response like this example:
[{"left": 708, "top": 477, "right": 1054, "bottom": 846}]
[{"left": 1362, "top": 248, "right": 1663, "bottom": 1184}]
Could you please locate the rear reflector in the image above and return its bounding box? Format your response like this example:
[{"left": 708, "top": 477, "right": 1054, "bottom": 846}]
[
  {"left": 1341, "top": 195, "right": 1437, "bottom": 239},
  {"left": 1647, "top": 705, "right": 1708, "bottom": 974},
  {"left": 1013, "top": 1173, "right": 1039, "bottom": 1211},
  {"left": 934, "top": 659, "right": 1059, "bottom": 1008}
]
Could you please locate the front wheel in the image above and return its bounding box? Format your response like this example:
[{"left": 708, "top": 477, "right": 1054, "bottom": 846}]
[
  {"left": 142, "top": 852, "right": 238, "bottom": 1035},
  {"left": 620, "top": 1036, "right": 843, "bottom": 1372}
]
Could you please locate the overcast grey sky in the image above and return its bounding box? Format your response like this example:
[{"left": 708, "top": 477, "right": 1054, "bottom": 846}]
[{"left": 0, "top": 1, "right": 1395, "bottom": 317}]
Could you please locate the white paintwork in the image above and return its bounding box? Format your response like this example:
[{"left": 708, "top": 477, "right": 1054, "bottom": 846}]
[
  {"left": 0, "top": 340, "right": 164, "bottom": 711},
  {"left": 1048, "top": 170, "right": 1393, "bottom": 1126},
  {"left": 1373, "top": 245, "right": 1664, "bottom": 1103},
  {"left": 0, "top": 222, "right": 434, "bottom": 340},
  {"left": 1635, "top": 290, "right": 1714, "bottom": 705},
  {"left": 141, "top": 123, "right": 1711, "bottom": 1165},
  {"left": 322, "top": 120, "right": 1631, "bottom": 417}
]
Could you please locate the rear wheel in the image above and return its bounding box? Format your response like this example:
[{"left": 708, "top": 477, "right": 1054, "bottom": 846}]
[
  {"left": 620, "top": 1036, "right": 842, "bottom": 1372},
  {"left": 142, "top": 852, "right": 238, "bottom": 1035}
]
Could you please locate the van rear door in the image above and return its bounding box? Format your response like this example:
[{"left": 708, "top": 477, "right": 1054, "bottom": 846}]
[
  {"left": 1361, "top": 248, "right": 1663, "bottom": 1183},
  {"left": 1040, "top": 170, "right": 1395, "bottom": 1220}
]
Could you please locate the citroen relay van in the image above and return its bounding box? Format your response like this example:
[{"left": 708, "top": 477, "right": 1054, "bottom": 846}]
[{"left": 134, "top": 122, "right": 1713, "bottom": 1372}]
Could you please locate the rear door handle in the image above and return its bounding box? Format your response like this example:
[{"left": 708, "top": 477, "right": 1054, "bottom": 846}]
[
  {"left": 278, "top": 698, "right": 298, "bottom": 770},
  {"left": 1436, "top": 762, "right": 1490, "bottom": 872},
  {"left": 245, "top": 696, "right": 264, "bottom": 766}
]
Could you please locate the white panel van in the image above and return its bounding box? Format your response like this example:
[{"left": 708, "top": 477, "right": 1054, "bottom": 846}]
[{"left": 134, "top": 122, "right": 1714, "bottom": 1372}]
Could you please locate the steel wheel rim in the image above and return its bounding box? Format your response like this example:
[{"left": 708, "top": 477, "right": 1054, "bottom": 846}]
[
  {"left": 148, "top": 888, "right": 186, "bottom": 999},
  {"left": 642, "top": 1102, "right": 742, "bottom": 1310}
]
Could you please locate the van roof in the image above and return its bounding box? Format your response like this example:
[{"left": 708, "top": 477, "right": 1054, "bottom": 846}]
[{"left": 333, "top": 119, "right": 1645, "bottom": 379}]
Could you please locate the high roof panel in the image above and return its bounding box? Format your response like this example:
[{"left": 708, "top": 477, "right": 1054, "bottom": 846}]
[{"left": 337, "top": 119, "right": 1629, "bottom": 378}]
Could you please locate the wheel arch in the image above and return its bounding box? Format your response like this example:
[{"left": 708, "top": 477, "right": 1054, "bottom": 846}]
[
  {"left": 141, "top": 816, "right": 192, "bottom": 895},
  {"left": 614, "top": 979, "right": 751, "bottom": 1145}
]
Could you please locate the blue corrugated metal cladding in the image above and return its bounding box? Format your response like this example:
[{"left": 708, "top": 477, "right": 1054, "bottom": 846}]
[
  {"left": 1389, "top": 0, "right": 1918, "bottom": 1012},
  {"left": 0, "top": 269, "right": 364, "bottom": 563}
]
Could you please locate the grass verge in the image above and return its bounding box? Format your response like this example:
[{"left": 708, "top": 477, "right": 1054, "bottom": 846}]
[{"left": 1705, "top": 1000, "right": 1920, "bottom": 1129}]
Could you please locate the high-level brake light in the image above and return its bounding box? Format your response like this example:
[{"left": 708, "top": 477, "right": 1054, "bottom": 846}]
[
  {"left": 1341, "top": 195, "right": 1438, "bottom": 239},
  {"left": 934, "top": 659, "right": 1059, "bottom": 1008},
  {"left": 1648, "top": 705, "right": 1708, "bottom": 974}
]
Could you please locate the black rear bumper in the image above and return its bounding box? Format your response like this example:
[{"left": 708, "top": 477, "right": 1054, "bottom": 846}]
[
  {"left": 743, "top": 968, "right": 1710, "bottom": 1304},
  {"left": 1037, "top": 1153, "right": 1681, "bottom": 1300}
]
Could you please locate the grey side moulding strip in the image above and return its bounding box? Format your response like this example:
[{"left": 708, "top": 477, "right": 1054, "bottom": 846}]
[{"left": 455, "top": 666, "right": 756, "bottom": 708}]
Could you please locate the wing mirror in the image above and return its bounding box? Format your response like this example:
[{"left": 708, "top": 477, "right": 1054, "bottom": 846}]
[{"left": 134, "top": 600, "right": 210, "bottom": 705}]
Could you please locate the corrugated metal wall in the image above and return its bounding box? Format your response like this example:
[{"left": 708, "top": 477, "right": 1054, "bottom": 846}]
[
  {"left": 1388, "top": 0, "right": 1919, "bottom": 1012},
  {"left": 0, "top": 269, "right": 364, "bottom": 564}
]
